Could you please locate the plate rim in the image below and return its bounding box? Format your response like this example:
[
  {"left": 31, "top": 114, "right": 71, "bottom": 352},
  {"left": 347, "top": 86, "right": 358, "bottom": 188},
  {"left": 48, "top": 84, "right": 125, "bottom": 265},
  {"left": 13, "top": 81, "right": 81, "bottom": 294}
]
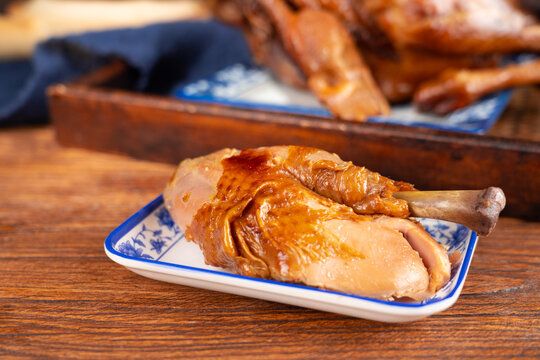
[{"left": 104, "top": 194, "right": 478, "bottom": 317}]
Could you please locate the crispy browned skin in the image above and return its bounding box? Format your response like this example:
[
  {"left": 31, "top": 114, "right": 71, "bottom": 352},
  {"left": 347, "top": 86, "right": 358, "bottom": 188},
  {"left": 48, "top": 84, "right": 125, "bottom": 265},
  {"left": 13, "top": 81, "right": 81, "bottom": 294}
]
[
  {"left": 257, "top": 0, "right": 390, "bottom": 121},
  {"left": 280, "top": 146, "right": 414, "bottom": 217},
  {"left": 214, "top": 0, "right": 390, "bottom": 121},
  {"left": 414, "top": 58, "right": 540, "bottom": 114},
  {"left": 290, "top": 0, "right": 397, "bottom": 58},
  {"left": 213, "top": 0, "right": 307, "bottom": 88},
  {"left": 170, "top": 147, "right": 450, "bottom": 300},
  {"left": 371, "top": 0, "right": 540, "bottom": 55},
  {"left": 291, "top": 0, "right": 540, "bottom": 109},
  {"left": 365, "top": 50, "right": 498, "bottom": 103},
  {"left": 213, "top": 0, "right": 540, "bottom": 116}
]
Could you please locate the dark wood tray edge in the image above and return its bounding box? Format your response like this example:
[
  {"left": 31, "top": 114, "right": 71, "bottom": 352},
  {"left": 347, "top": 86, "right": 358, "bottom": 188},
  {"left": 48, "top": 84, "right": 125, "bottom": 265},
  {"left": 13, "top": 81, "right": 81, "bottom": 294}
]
[{"left": 47, "top": 61, "right": 540, "bottom": 220}]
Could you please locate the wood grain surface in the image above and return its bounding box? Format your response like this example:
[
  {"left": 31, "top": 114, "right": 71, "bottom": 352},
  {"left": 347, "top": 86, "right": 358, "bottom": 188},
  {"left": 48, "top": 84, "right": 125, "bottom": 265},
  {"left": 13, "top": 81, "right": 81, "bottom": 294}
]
[{"left": 0, "top": 127, "right": 538, "bottom": 359}]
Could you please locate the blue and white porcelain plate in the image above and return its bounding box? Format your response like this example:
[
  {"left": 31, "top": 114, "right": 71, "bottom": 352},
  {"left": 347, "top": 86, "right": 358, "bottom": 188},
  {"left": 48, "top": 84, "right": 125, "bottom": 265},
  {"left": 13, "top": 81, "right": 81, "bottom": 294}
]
[
  {"left": 173, "top": 62, "right": 512, "bottom": 134},
  {"left": 105, "top": 195, "right": 478, "bottom": 322}
]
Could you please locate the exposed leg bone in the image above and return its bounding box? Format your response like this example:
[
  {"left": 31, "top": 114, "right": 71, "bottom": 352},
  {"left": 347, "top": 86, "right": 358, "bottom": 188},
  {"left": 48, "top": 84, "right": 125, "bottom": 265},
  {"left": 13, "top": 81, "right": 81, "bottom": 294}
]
[{"left": 393, "top": 188, "right": 506, "bottom": 236}]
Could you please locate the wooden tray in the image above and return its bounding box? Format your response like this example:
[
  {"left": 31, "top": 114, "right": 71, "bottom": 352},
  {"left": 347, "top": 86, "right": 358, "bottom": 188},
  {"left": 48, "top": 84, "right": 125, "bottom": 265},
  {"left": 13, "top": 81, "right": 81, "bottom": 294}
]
[{"left": 47, "top": 61, "right": 540, "bottom": 220}]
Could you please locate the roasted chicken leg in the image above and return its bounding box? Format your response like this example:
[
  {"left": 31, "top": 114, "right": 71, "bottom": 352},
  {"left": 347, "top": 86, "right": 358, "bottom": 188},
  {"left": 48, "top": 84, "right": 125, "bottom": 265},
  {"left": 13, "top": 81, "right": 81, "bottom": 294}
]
[
  {"left": 212, "top": 0, "right": 540, "bottom": 118},
  {"left": 213, "top": 0, "right": 390, "bottom": 120},
  {"left": 164, "top": 146, "right": 451, "bottom": 301},
  {"left": 414, "top": 58, "right": 540, "bottom": 114},
  {"left": 257, "top": 0, "right": 390, "bottom": 121}
]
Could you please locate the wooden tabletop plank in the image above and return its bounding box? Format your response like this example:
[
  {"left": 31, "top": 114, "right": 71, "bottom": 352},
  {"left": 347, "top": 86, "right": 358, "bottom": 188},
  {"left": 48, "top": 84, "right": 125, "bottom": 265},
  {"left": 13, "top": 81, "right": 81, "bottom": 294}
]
[{"left": 0, "top": 127, "right": 538, "bottom": 359}]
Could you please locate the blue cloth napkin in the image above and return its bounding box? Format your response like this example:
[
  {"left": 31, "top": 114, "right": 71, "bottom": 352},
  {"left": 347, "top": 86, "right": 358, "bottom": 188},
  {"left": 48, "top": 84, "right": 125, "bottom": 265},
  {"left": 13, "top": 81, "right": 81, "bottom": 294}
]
[{"left": 0, "top": 20, "right": 252, "bottom": 126}]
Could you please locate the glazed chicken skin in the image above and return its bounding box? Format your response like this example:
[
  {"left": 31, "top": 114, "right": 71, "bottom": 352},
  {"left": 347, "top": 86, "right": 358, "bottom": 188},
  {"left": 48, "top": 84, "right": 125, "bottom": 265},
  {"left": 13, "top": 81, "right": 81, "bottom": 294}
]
[
  {"left": 372, "top": 0, "right": 540, "bottom": 55},
  {"left": 259, "top": 0, "right": 391, "bottom": 120},
  {"left": 217, "top": 0, "right": 390, "bottom": 120},
  {"left": 164, "top": 146, "right": 451, "bottom": 301},
  {"left": 212, "top": 0, "right": 540, "bottom": 117}
]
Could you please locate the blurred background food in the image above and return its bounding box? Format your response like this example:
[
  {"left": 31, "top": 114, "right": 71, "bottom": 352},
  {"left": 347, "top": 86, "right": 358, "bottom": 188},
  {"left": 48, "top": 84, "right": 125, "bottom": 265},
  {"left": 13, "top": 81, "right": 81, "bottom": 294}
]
[
  {"left": 1, "top": 0, "right": 539, "bottom": 127},
  {"left": 210, "top": 0, "right": 540, "bottom": 120}
]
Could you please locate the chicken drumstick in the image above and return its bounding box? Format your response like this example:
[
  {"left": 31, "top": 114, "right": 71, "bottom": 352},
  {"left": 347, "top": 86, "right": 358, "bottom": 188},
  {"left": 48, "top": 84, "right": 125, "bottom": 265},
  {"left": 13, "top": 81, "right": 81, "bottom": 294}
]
[{"left": 164, "top": 146, "right": 452, "bottom": 301}]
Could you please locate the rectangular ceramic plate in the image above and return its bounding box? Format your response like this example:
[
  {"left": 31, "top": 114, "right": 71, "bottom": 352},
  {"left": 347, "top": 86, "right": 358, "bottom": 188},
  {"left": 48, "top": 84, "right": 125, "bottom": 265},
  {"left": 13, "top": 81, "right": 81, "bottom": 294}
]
[
  {"left": 105, "top": 195, "right": 478, "bottom": 323},
  {"left": 173, "top": 63, "right": 512, "bottom": 134}
]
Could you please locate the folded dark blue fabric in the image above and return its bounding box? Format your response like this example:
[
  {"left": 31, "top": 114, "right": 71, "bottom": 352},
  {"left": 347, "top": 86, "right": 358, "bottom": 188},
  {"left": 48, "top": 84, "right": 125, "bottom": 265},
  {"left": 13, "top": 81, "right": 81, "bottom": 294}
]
[{"left": 0, "top": 20, "right": 252, "bottom": 126}]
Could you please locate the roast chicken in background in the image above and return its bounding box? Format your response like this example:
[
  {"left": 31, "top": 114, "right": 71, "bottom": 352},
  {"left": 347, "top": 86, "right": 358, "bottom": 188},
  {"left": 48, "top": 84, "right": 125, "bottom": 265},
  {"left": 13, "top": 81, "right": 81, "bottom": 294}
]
[
  {"left": 164, "top": 146, "right": 453, "bottom": 301},
  {"left": 211, "top": 0, "right": 540, "bottom": 120}
]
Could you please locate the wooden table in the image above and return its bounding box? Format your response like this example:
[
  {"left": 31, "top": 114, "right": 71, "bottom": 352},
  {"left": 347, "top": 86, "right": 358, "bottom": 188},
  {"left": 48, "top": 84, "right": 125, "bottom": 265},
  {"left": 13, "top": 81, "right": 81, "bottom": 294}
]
[{"left": 1, "top": 123, "right": 539, "bottom": 357}]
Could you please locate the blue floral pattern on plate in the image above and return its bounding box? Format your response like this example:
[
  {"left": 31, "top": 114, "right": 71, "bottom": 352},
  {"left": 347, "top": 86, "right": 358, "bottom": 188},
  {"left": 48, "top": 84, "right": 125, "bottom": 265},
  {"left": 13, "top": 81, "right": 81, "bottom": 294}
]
[
  {"left": 113, "top": 203, "right": 183, "bottom": 261},
  {"left": 173, "top": 63, "right": 513, "bottom": 134}
]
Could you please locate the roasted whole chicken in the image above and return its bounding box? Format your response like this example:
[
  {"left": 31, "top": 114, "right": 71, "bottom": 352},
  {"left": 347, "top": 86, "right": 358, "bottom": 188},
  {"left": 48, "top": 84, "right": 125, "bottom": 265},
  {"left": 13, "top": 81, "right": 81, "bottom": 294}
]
[
  {"left": 211, "top": 0, "right": 540, "bottom": 120},
  {"left": 164, "top": 146, "right": 455, "bottom": 301}
]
